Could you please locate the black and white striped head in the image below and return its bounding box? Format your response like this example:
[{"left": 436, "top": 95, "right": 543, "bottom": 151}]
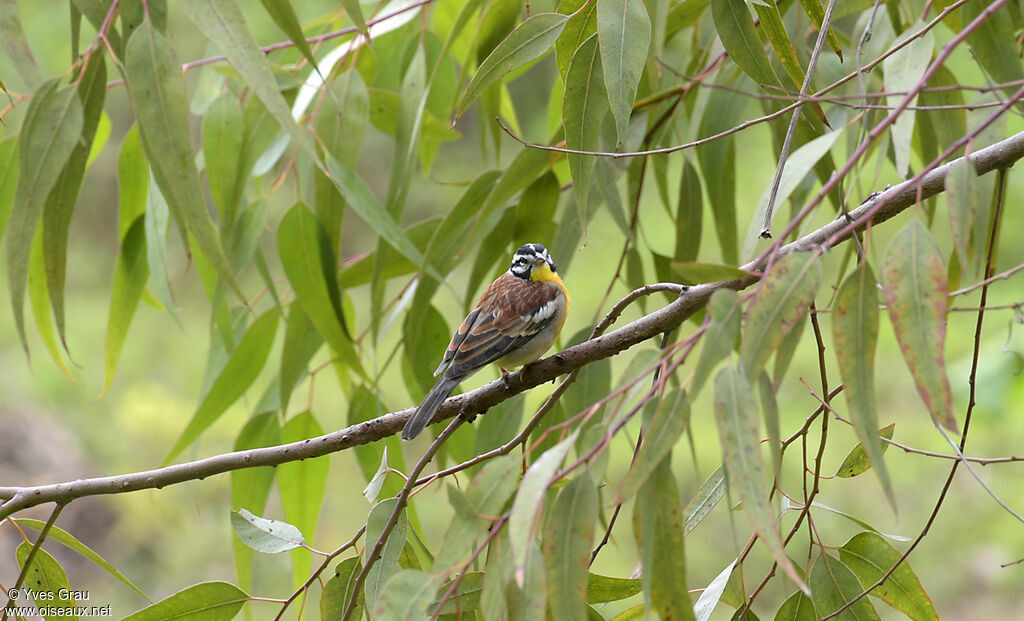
[{"left": 509, "top": 243, "right": 558, "bottom": 281}]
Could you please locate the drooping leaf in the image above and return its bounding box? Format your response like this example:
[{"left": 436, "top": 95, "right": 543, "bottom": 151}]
[
  {"left": 880, "top": 219, "right": 956, "bottom": 431},
  {"left": 945, "top": 158, "right": 981, "bottom": 272},
  {"left": 278, "top": 303, "right": 324, "bottom": 414},
  {"left": 163, "top": 308, "right": 280, "bottom": 465},
  {"left": 276, "top": 203, "right": 363, "bottom": 379},
  {"left": 180, "top": 0, "right": 318, "bottom": 162},
  {"left": 544, "top": 472, "right": 597, "bottom": 621},
  {"left": 124, "top": 21, "right": 244, "bottom": 301},
  {"left": 596, "top": 0, "right": 651, "bottom": 144},
  {"left": 6, "top": 78, "right": 82, "bottom": 355},
  {"left": 0, "top": 136, "right": 18, "bottom": 241},
  {"left": 751, "top": 1, "right": 804, "bottom": 90},
  {"left": 690, "top": 289, "right": 742, "bottom": 398},
  {"left": 833, "top": 263, "right": 895, "bottom": 507},
  {"left": 0, "top": 0, "right": 44, "bottom": 87},
  {"left": 457, "top": 12, "right": 569, "bottom": 118},
  {"left": 509, "top": 430, "right": 578, "bottom": 586},
  {"left": 615, "top": 392, "right": 690, "bottom": 503},
  {"left": 231, "top": 411, "right": 281, "bottom": 593},
  {"left": 555, "top": 0, "right": 597, "bottom": 81},
  {"left": 809, "top": 553, "right": 881, "bottom": 621},
  {"left": 586, "top": 573, "right": 642, "bottom": 604},
  {"left": 101, "top": 217, "right": 150, "bottom": 398},
  {"left": 43, "top": 46, "right": 106, "bottom": 345},
  {"left": 633, "top": 459, "right": 697, "bottom": 621},
  {"left": 740, "top": 252, "right": 821, "bottom": 381},
  {"left": 710, "top": 0, "right": 780, "bottom": 86},
  {"left": 839, "top": 532, "right": 938, "bottom": 621},
  {"left": 231, "top": 508, "right": 305, "bottom": 554},
  {"left": 257, "top": 0, "right": 318, "bottom": 66},
  {"left": 714, "top": 366, "right": 805, "bottom": 590},
  {"left": 795, "top": 0, "right": 842, "bottom": 60},
  {"left": 683, "top": 465, "right": 726, "bottom": 535},
  {"left": 694, "top": 560, "right": 735, "bottom": 621},
  {"left": 280, "top": 411, "right": 329, "bottom": 591},
  {"left": 675, "top": 158, "right": 703, "bottom": 263},
  {"left": 882, "top": 27, "right": 934, "bottom": 176},
  {"left": 122, "top": 582, "right": 249, "bottom": 621},
  {"left": 697, "top": 82, "right": 744, "bottom": 264},
  {"left": 962, "top": 1, "right": 1024, "bottom": 101},
  {"left": 563, "top": 34, "right": 608, "bottom": 228},
  {"left": 202, "top": 93, "right": 245, "bottom": 229},
  {"left": 774, "top": 590, "right": 817, "bottom": 621}
]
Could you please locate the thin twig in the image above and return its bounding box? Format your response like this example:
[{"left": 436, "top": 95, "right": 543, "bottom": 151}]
[
  {"left": 273, "top": 525, "right": 366, "bottom": 621},
  {"left": 1, "top": 504, "right": 65, "bottom": 621}
]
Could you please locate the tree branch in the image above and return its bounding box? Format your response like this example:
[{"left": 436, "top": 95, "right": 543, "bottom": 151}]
[{"left": 2, "top": 130, "right": 1024, "bottom": 520}]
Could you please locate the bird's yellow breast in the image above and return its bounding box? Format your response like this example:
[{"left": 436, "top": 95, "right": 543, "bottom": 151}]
[{"left": 530, "top": 264, "right": 570, "bottom": 314}]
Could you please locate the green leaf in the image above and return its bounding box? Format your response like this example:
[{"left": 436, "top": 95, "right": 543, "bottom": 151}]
[
  {"left": 6, "top": 78, "right": 82, "bottom": 355},
  {"left": 835, "top": 424, "right": 895, "bottom": 479},
  {"left": 123, "top": 581, "right": 249, "bottom": 621},
  {"left": 615, "top": 392, "right": 690, "bottom": 503},
  {"left": 509, "top": 429, "right": 578, "bottom": 587},
  {"left": 833, "top": 263, "right": 895, "bottom": 507},
  {"left": 775, "top": 590, "right": 817, "bottom": 621},
  {"left": 202, "top": 93, "right": 245, "bottom": 229},
  {"left": 43, "top": 46, "right": 106, "bottom": 346},
  {"left": 672, "top": 262, "right": 750, "bottom": 285},
  {"left": 163, "top": 308, "right": 280, "bottom": 465},
  {"left": 364, "top": 497, "right": 410, "bottom": 610},
  {"left": 372, "top": 570, "right": 440, "bottom": 619},
  {"left": 697, "top": 83, "right": 743, "bottom": 264},
  {"left": 586, "top": 573, "right": 642, "bottom": 603},
  {"left": 633, "top": 459, "right": 696, "bottom": 621},
  {"left": 363, "top": 448, "right": 389, "bottom": 503},
  {"left": 710, "top": 0, "right": 780, "bottom": 86},
  {"left": 882, "top": 27, "right": 934, "bottom": 176},
  {"left": 740, "top": 252, "right": 821, "bottom": 380},
  {"left": 945, "top": 158, "right": 981, "bottom": 271},
  {"left": 279, "top": 303, "right": 324, "bottom": 414},
  {"left": 795, "top": 0, "right": 842, "bottom": 61},
  {"left": 839, "top": 532, "right": 938, "bottom": 621},
  {"left": 714, "top": 366, "right": 805, "bottom": 590},
  {"left": 279, "top": 411, "right": 329, "bottom": 589},
  {"left": 124, "top": 21, "right": 244, "bottom": 302},
  {"left": 340, "top": 0, "right": 368, "bottom": 36},
  {"left": 29, "top": 227, "right": 75, "bottom": 380},
  {"left": 15, "top": 519, "right": 148, "bottom": 600},
  {"left": 231, "top": 508, "right": 305, "bottom": 554},
  {"left": 324, "top": 156, "right": 432, "bottom": 275},
  {"left": 809, "top": 553, "right": 881, "bottom": 621},
  {"left": 230, "top": 411, "right": 280, "bottom": 593},
  {"left": 101, "top": 217, "right": 150, "bottom": 398},
  {"left": 0, "top": 0, "right": 44, "bottom": 87},
  {"left": 880, "top": 219, "right": 956, "bottom": 431},
  {"left": 675, "top": 158, "right": 703, "bottom": 263},
  {"left": 691, "top": 289, "right": 741, "bottom": 397},
  {"left": 321, "top": 557, "right": 363, "bottom": 620},
  {"left": 458, "top": 12, "right": 569, "bottom": 118},
  {"left": 563, "top": 34, "right": 608, "bottom": 228},
  {"left": 810, "top": 501, "right": 910, "bottom": 542},
  {"left": 144, "top": 176, "right": 178, "bottom": 322},
  {"left": 963, "top": 1, "right": 1024, "bottom": 101},
  {"left": 597, "top": 0, "right": 651, "bottom": 144},
  {"left": 15, "top": 543, "right": 77, "bottom": 612},
  {"left": 0, "top": 135, "right": 19, "bottom": 241},
  {"left": 751, "top": 1, "right": 803, "bottom": 90},
  {"left": 556, "top": 0, "right": 597, "bottom": 81},
  {"left": 181, "top": 0, "right": 318, "bottom": 162},
  {"left": 433, "top": 455, "right": 519, "bottom": 571},
  {"left": 257, "top": 0, "right": 318, "bottom": 66},
  {"left": 276, "top": 203, "right": 363, "bottom": 379},
  {"left": 544, "top": 472, "right": 597, "bottom": 621},
  {"left": 683, "top": 465, "right": 726, "bottom": 535},
  {"left": 743, "top": 130, "right": 841, "bottom": 261},
  {"left": 117, "top": 125, "right": 148, "bottom": 239}
]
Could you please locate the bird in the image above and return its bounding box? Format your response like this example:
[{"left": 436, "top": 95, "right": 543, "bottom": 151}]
[{"left": 401, "top": 243, "right": 570, "bottom": 440}]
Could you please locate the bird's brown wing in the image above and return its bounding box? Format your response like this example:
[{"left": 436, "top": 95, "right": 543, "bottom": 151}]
[{"left": 433, "top": 274, "right": 563, "bottom": 379}]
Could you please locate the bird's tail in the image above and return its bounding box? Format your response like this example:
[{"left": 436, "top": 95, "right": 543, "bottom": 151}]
[{"left": 402, "top": 376, "right": 461, "bottom": 440}]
